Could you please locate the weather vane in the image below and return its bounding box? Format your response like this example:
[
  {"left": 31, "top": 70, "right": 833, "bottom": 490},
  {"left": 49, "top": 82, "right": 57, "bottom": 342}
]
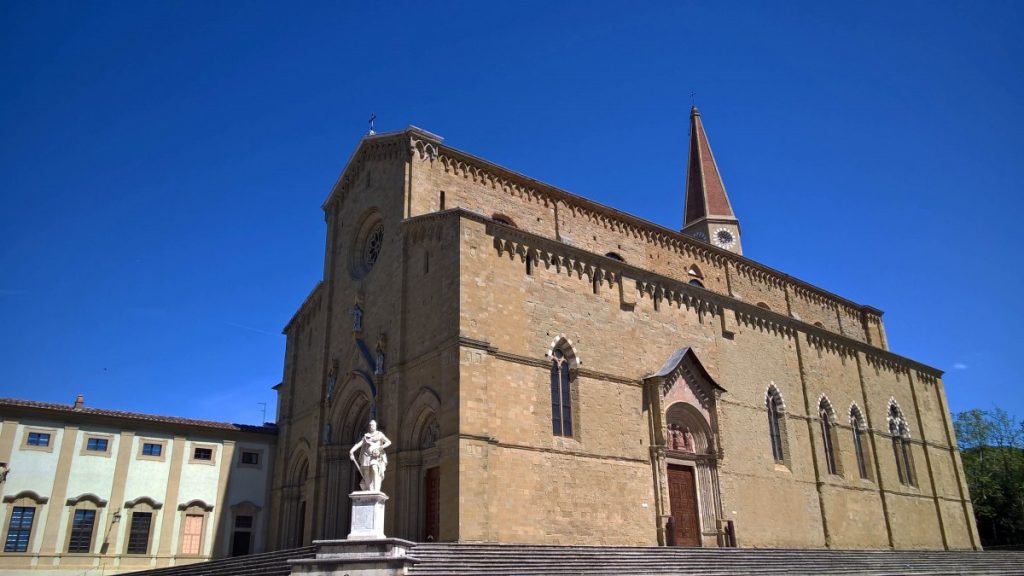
[
  {"left": 690, "top": 91, "right": 696, "bottom": 107},
  {"left": 368, "top": 113, "right": 377, "bottom": 136}
]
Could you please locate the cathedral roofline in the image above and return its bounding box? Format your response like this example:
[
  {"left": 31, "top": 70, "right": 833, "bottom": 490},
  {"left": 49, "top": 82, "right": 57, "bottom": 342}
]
[
  {"left": 403, "top": 208, "right": 937, "bottom": 378},
  {"left": 321, "top": 128, "right": 885, "bottom": 320}
]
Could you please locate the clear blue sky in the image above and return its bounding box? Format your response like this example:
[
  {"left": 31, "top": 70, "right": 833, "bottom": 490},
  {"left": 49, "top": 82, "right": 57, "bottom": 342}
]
[{"left": 2, "top": 1, "right": 1022, "bottom": 425}]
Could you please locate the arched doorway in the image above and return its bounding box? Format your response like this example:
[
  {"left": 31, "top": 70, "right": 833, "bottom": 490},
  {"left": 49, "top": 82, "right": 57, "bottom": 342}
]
[
  {"left": 664, "top": 402, "right": 716, "bottom": 547},
  {"left": 324, "top": 380, "right": 373, "bottom": 538},
  {"left": 396, "top": 387, "right": 442, "bottom": 542}
]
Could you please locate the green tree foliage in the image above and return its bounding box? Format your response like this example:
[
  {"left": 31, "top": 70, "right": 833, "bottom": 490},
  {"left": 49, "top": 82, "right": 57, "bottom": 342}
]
[{"left": 955, "top": 408, "right": 1024, "bottom": 548}]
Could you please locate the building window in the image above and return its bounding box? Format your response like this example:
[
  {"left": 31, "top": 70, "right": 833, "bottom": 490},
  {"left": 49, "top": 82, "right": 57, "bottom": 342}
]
[
  {"left": 550, "top": 349, "right": 573, "bottom": 437},
  {"left": 850, "top": 404, "right": 871, "bottom": 480},
  {"left": 188, "top": 443, "right": 218, "bottom": 465},
  {"left": 3, "top": 506, "right": 35, "bottom": 552},
  {"left": 766, "top": 385, "right": 788, "bottom": 465},
  {"left": 66, "top": 509, "right": 96, "bottom": 553},
  {"left": 819, "top": 398, "right": 839, "bottom": 476},
  {"left": 688, "top": 279, "right": 704, "bottom": 288},
  {"left": 27, "top": 433, "right": 49, "bottom": 447},
  {"left": 137, "top": 439, "right": 168, "bottom": 462},
  {"left": 232, "top": 515, "right": 254, "bottom": 556},
  {"left": 126, "top": 512, "right": 152, "bottom": 554},
  {"left": 21, "top": 428, "right": 56, "bottom": 452},
  {"left": 888, "top": 401, "right": 915, "bottom": 486},
  {"left": 177, "top": 501, "right": 212, "bottom": 556},
  {"left": 238, "top": 448, "right": 264, "bottom": 470},
  {"left": 604, "top": 252, "right": 625, "bottom": 262},
  {"left": 180, "top": 515, "right": 203, "bottom": 555},
  {"left": 86, "top": 438, "right": 106, "bottom": 451}
]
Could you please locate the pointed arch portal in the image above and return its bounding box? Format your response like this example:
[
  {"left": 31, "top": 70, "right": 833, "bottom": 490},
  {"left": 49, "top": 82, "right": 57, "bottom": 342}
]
[{"left": 645, "top": 347, "right": 726, "bottom": 548}]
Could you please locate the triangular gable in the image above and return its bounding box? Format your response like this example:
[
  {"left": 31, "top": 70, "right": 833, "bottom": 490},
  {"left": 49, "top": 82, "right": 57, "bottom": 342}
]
[{"left": 646, "top": 347, "right": 725, "bottom": 412}]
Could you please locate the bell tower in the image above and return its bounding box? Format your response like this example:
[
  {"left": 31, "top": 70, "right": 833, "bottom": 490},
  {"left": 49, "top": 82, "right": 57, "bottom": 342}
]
[{"left": 681, "top": 106, "right": 742, "bottom": 255}]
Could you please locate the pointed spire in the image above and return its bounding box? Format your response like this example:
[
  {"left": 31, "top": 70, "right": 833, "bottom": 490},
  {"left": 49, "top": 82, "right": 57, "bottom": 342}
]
[{"left": 683, "top": 106, "right": 736, "bottom": 227}]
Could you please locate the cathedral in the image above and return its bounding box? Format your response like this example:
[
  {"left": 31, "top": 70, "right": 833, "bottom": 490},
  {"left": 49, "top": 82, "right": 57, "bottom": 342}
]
[{"left": 267, "top": 108, "right": 979, "bottom": 550}]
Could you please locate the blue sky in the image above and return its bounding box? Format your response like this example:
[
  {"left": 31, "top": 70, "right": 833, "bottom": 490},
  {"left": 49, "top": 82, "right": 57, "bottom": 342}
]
[{"left": 1, "top": 1, "right": 1022, "bottom": 424}]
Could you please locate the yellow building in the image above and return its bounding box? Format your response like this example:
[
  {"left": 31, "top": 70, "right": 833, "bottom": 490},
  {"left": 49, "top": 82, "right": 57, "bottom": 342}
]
[
  {"left": 0, "top": 396, "right": 275, "bottom": 574},
  {"left": 268, "top": 109, "right": 979, "bottom": 550}
]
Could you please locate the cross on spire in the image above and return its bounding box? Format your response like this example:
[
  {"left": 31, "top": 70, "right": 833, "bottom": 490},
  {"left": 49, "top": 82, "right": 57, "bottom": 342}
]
[{"left": 368, "top": 113, "right": 377, "bottom": 136}]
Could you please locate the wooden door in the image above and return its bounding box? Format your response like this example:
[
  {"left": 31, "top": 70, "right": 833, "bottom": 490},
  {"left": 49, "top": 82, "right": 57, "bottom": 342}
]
[
  {"left": 667, "top": 465, "right": 701, "bottom": 547},
  {"left": 424, "top": 466, "right": 440, "bottom": 542}
]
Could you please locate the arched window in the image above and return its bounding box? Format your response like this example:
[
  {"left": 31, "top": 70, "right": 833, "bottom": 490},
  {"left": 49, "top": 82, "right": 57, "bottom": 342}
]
[
  {"left": 850, "top": 404, "right": 870, "bottom": 480},
  {"left": 888, "top": 401, "right": 915, "bottom": 486},
  {"left": 818, "top": 397, "right": 839, "bottom": 476},
  {"left": 492, "top": 213, "right": 516, "bottom": 227},
  {"left": 604, "top": 252, "right": 625, "bottom": 262},
  {"left": 550, "top": 349, "right": 573, "bottom": 437},
  {"left": 687, "top": 264, "right": 703, "bottom": 279},
  {"left": 688, "top": 279, "right": 704, "bottom": 288},
  {"left": 766, "top": 385, "right": 787, "bottom": 464}
]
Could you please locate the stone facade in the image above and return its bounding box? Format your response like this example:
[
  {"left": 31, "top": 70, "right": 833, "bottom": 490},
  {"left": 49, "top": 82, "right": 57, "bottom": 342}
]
[{"left": 269, "top": 116, "right": 979, "bottom": 550}]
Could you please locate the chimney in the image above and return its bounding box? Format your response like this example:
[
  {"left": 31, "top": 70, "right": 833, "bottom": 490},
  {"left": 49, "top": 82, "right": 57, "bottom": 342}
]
[{"left": 73, "top": 394, "right": 84, "bottom": 410}]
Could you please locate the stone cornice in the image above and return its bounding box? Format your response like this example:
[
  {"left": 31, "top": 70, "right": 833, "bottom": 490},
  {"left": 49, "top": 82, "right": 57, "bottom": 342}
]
[{"left": 416, "top": 209, "right": 940, "bottom": 378}]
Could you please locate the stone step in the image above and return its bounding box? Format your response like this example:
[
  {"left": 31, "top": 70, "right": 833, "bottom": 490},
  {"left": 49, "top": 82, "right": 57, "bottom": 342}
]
[{"left": 124, "top": 543, "right": 1024, "bottom": 576}]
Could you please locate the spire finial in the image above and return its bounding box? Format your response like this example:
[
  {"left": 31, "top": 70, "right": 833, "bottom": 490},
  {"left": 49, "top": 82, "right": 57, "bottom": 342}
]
[
  {"left": 368, "top": 113, "right": 377, "bottom": 136},
  {"left": 690, "top": 91, "right": 696, "bottom": 107}
]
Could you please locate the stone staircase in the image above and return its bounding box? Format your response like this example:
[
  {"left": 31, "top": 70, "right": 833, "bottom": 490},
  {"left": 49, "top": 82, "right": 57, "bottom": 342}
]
[
  {"left": 123, "top": 543, "right": 1024, "bottom": 575},
  {"left": 406, "top": 544, "right": 1024, "bottom": 576},
  {"left": 127, "top": 546, "right": 315, "bottom": 576}
]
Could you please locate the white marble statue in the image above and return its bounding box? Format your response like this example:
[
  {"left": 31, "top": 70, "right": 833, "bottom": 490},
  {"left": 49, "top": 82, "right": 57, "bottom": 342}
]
[{"left": 349, "top": 419, "right": 391, "bottom": 493}]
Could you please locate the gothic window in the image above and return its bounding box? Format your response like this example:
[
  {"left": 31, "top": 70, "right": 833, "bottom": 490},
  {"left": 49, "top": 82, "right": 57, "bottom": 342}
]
[
  {"left": 766, "top": 385, "right": 787, "bottom": 465},
  {"left": 352, "top": 212, "right": 384, "bottom": 279},
  {"left": 757, "top": 302, "right": 771, "bottom": 311},
  {"left": 605, "top": 252, "right": 625, "bottom": 262},
  {"left": 492, "top": 213, "right": 516, "bottom": 227},
  {"left": 818, "top": 397, "right": 839, "bottom": 476},
  {"left": 363, "top": 223, "right": 384, "bottom": 270},
  {"left": 526, "top": 254, "right": 534, "bottom": 276},
  {"left": 888, "top": 401, "right": 915, "bottom": 486},
  {"left": 687, "top": 264, "right": 703, "bottom": 279},
  {"left": 850, "top": 404, "right": 871, "bottom": 480},
  {"left": 688, "top": 279, "right": 704, "bottom": 288},
  {"left": 550, "top": 349, "right": 573, "bottom": 437}
]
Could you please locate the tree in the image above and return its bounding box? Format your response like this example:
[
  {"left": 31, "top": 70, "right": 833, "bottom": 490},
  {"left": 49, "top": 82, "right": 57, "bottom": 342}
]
[{"left": 955, "top": 409, "right": 1024, "bottom": 548}]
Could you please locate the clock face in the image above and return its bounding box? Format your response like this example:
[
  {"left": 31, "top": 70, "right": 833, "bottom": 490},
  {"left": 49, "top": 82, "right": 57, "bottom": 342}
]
[
  {"left": 692, "top": 230, "right": 708, "bottom": 242},
  {"left": 714, "top": 228, "right": 736, "bottom": 249}
]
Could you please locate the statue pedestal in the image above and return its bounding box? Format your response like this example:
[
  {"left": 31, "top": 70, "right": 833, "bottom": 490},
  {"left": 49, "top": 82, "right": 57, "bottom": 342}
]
[{"left": 347, "top": 491, "right": 388, "bottom": 540}]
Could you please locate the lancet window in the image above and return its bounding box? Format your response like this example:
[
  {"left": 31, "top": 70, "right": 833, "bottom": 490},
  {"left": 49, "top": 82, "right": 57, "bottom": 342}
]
[
  {"left": 850, "top": 404, "right": 870, "bottom": 480},
  {"left": 888, "top": 401, "right": 915, "bottom": 486},
  {"left": 819, "top": 397, "right": 839, "bottom": 476},
  {"left": 550, "top": 348, "right": 573, "bottom": 437},
  {"left": 766, "top": 385, "right": 787, "bottom": 464}
]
